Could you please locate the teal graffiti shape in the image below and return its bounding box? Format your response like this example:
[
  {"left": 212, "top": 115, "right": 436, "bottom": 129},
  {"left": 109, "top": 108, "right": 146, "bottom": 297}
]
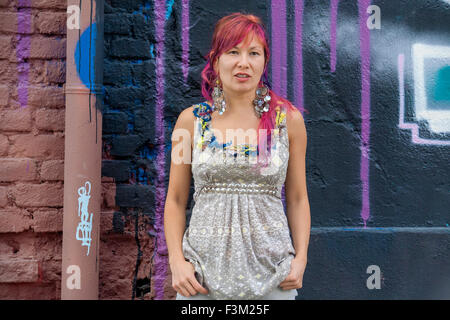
[{"left": 434, "top": 66, "right": 450, "bottom": 101}]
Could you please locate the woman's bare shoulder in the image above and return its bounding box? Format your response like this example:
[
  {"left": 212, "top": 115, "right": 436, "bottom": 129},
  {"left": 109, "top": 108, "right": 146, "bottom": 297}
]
[
  {"left": 285, "top": 106, "right": 306, "bottom": 143},
  {"left": 175, "top": 105, "right": 197, "bottom": 130}
]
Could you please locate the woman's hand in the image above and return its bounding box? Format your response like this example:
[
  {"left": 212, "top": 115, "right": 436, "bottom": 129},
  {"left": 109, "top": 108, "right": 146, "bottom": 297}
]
[
  {"left": 171, "top": 259, "right": 209, "bottom": 297},
  {"left": 279, "top": 257, "right": 307, "bottom": 290}
]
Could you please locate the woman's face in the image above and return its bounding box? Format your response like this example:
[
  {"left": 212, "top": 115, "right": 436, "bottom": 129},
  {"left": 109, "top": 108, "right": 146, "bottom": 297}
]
[{"left": 214, "top": 35, "right": 266, "bottom": 97}]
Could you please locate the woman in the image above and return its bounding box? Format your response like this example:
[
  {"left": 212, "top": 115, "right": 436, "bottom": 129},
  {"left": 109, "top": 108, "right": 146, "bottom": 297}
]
[{"left": 164, "top": 12, "right": 311, "bottom": 300}]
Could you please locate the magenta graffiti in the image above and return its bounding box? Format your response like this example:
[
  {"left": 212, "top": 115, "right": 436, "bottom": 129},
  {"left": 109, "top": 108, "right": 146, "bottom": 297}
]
[
  {"left": 181, "top": 0, "right": 190, "bottom": 83},
  {"left": 153, "top": 0, "right": 169, "bottom": 300},
  {"left": 271, "top": 0, "right": 288, "bottom": 98},
  {"left": 330, "top": 0, "right": 339, "bottom": 73},
  {"left": 358, "top": 0, "right": 372, "bottom": 228},
  {"left": 294, "top": 0, "right": 305, "bottom": 116}
]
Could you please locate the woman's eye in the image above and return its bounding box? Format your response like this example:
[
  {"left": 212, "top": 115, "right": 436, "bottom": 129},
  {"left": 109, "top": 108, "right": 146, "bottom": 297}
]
[{"left": 229, "top": 51, "right": 260, "bottom": 55}]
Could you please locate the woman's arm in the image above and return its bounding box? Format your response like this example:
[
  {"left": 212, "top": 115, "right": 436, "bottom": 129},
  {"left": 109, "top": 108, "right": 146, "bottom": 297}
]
[
  {"left": 164, "top": 106, "right": 194, "bottom": 266},
  {"left": 164, "top": 106, "right": 209, "bottom": 297},
  {"left": 284, "top": 108, "right": 311, "bottom": 262}
]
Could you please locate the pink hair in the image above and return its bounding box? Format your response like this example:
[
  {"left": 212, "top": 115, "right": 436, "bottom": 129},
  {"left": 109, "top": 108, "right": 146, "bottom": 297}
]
[{"left": 200, "top": 12, "right": 307, "bottom": 167}]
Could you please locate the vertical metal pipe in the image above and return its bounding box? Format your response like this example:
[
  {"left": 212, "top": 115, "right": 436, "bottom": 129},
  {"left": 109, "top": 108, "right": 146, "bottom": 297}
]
[{"left": 61, "top": 0, "right": 104, "bottom": 300}]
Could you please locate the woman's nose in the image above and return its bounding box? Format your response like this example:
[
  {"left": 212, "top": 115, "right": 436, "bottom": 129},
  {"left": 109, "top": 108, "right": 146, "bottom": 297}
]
[{"left": 237, "top": 53, "right": 250, "bottom": 67}]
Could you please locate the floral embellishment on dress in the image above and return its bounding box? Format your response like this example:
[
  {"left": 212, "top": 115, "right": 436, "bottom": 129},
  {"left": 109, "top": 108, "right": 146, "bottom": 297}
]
[
  {"left": 192, "top": 101, "right": 287, "bottom": 158},
  {"left": 193, "top": 102, "right": 213, "bottom": 122},
  {"left": 193, "top": 102, "right": 214, "bottom": 151},
  {"left": 273, "top": 105, "right": 287, "bottom": 137}
]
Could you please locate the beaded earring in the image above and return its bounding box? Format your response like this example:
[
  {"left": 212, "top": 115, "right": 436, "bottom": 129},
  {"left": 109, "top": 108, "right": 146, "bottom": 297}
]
[
  {"left": 253, "top": 83, "right": 271, "bottom": 118},
  {"left": 212, "top": 78, "right": 227, "bottom": 115},
  {"left": 212, "top": 78, "right": 271, "bottom": 118}
]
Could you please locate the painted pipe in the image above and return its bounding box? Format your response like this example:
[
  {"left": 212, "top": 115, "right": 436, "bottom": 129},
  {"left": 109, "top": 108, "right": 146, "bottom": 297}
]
[{"left": 61, "top": 0, "right": 104, "bottom": 300}]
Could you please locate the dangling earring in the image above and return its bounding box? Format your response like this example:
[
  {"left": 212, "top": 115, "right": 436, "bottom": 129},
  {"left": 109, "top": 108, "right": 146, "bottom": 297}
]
[
  {"left": 253, "top": 83, "right": 271, "bottom": 118},
  {"left": 212, "top": 77, "right": 227, "bottom": 115}
]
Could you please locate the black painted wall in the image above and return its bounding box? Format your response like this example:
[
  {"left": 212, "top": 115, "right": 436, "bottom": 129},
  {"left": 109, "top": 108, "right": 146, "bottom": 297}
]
[{"left": 101, "top": 0, "right": 450, "bottom": 299}]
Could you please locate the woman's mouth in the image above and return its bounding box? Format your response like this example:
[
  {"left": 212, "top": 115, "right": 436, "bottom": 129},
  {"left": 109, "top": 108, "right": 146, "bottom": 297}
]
[{"left": 235, "top": 74, "right": 250, "bottom": 82}]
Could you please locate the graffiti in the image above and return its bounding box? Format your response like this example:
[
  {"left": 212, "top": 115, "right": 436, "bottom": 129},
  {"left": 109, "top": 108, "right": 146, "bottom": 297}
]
[
  {"left": 330, "top": 0, "right": 339, "bottom": 73},
  {"left": 66, "top": 265, "right": 81, "bottom": 290},
  {"left": 398, "top": 53, "right": 450, "bottom": 146},
  {"left": 181, "top": 0, "right": 190, "bottom": 83},
  {"left": 72, "top": 1, "right": 100, "bottom": 142},
  {"left": 152, "top": 0, "right": 169, "bottom": 301},
  {"left": 271, "top": 0, "right": 288, "bottom": 98},
  {"left": 411, "top": 44, "right": 450, "bottom": 136},
  {"left": 294, "top": 0, "right": 305, "bottom": 112},
  {"left": 76, "top": 181, "right": 93, "bottom": 256},
  {"left": 74, "top": 23, "right": 97, "bottom": 92},
  {"left": 358, "top": 0, "right": 372, "bottom": 228},
  {"left": 67, "top": 5, "right": 81, "bottom": 30}
]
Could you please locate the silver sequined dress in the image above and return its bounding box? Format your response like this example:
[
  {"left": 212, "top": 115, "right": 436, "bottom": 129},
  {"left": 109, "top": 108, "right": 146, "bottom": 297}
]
[{"left": 181, "top": 101, "right": 296, "bottom": 300}]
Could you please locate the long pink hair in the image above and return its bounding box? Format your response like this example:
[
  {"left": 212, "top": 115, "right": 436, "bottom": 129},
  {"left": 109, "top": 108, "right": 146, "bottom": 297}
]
[{"left": 201, "top": 13, "right": 307, "bottom": 166}]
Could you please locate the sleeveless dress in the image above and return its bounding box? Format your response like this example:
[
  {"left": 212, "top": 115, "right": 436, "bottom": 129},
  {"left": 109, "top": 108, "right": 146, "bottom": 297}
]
[{"left": 180, "top": 101, "right": 296, "bottom": 300}]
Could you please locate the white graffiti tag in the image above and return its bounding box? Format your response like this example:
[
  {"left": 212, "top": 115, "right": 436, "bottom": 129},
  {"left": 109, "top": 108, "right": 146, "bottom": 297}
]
[{"left": 76, "top": 181, "right": 93, "bottom": 256}]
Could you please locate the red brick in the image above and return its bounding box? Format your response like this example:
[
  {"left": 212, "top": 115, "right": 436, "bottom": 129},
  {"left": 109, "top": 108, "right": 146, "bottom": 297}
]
[
  {"left": 0, "top": 35, "right": 13, "bottom": 59},
  {"left": 12, "top": 183, "right": 63, "bottom": 207},
  {"left": 27, "top": 60, "right": 47, "bottom": 84},
  {"left": 9, "top": 134, "right": 64, "bottom": 159},
  {"left": 31, "top": 208, "right": 62, "bottom": 232},
  {"left": 30, "top": 36, "right": 65, "bottom": 59},
  {"left": 0, "top": 12, "right": 16, "bottom": 33},
  {"left": 0, "top": 61, "right": 13, "bottom": 83},
  {"left": 34, "top": 12, "right": 66, "bottom": 35},
  {"left": 35, "top": 109, "right": 65, "bottom": 131},
  {"left": 0, "top": 186, "right": 7, "bottom": 207},
  {"left": 100, "top": 210, "right": 114, "bottom": 234},
  {"left": 0, "top": 0, "right": 11, "bottom": 8},
  {"left": 0, "top": 259, "right": 39, "bottom": 283},
  {"left": 0, "top": 283, "right": 57, "bottom": 300},
  {"left": 28, "top": 86, "right": 65, "bottom": 108},
  {"left": 0, "top": 158, "right": 38, "bottom": 182},
  {"left": 0, "top": 208, "right": 32, "bottom": 233},
  {"left": 0, "top": 108, "right": 32, "bottom": 131},
  {"left": 45, "top": 60, "right": 65, "bottom": 84},
  {"left": 29, "top": 0, "right": 67, "bottom": 9},
  {"left": 40, "top": 160, "right": 64, "bottom": 181},
  {"left": 0, "top": 85, "right": 9, "bottom": 106},
  {"left": 0, "top": 135, "right": 9, "bottom": 155},
  {"left": 102, "top": 183, "right": 117, "bottom": 209}
]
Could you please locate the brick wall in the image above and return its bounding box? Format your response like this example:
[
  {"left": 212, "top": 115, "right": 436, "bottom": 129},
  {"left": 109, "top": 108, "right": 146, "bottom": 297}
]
[{"left": 0, "top": 0, "right": 66, "bottom": 299}]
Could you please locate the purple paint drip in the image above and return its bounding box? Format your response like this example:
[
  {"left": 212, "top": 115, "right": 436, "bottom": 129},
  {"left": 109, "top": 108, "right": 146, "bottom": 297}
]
[
  {"left": 358, "top": 0, "right": 371, "bottom": 228},
  {"left": 330, "top": 0, "right": 339, "bottom": 73},
  {"left": 153, "top": 0, "right": 169, "bottom": 300},
  {"left": 294, "top": 0, "right": 305, "bottom": 115},
  {"left": 16, "top": 1, "right": 32, "bottom": 109},
  {"left": 181, "top": 0, "right": 190, "bottom": 83},
  {"left": 271, "top": 0, "right": 287, "bottom": 98}
]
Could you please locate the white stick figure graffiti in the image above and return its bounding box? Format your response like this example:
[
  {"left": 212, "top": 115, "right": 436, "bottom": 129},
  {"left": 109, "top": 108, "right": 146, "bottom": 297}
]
[{"left": 76, "top": 181, "right": 93, "bottom": 256}]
